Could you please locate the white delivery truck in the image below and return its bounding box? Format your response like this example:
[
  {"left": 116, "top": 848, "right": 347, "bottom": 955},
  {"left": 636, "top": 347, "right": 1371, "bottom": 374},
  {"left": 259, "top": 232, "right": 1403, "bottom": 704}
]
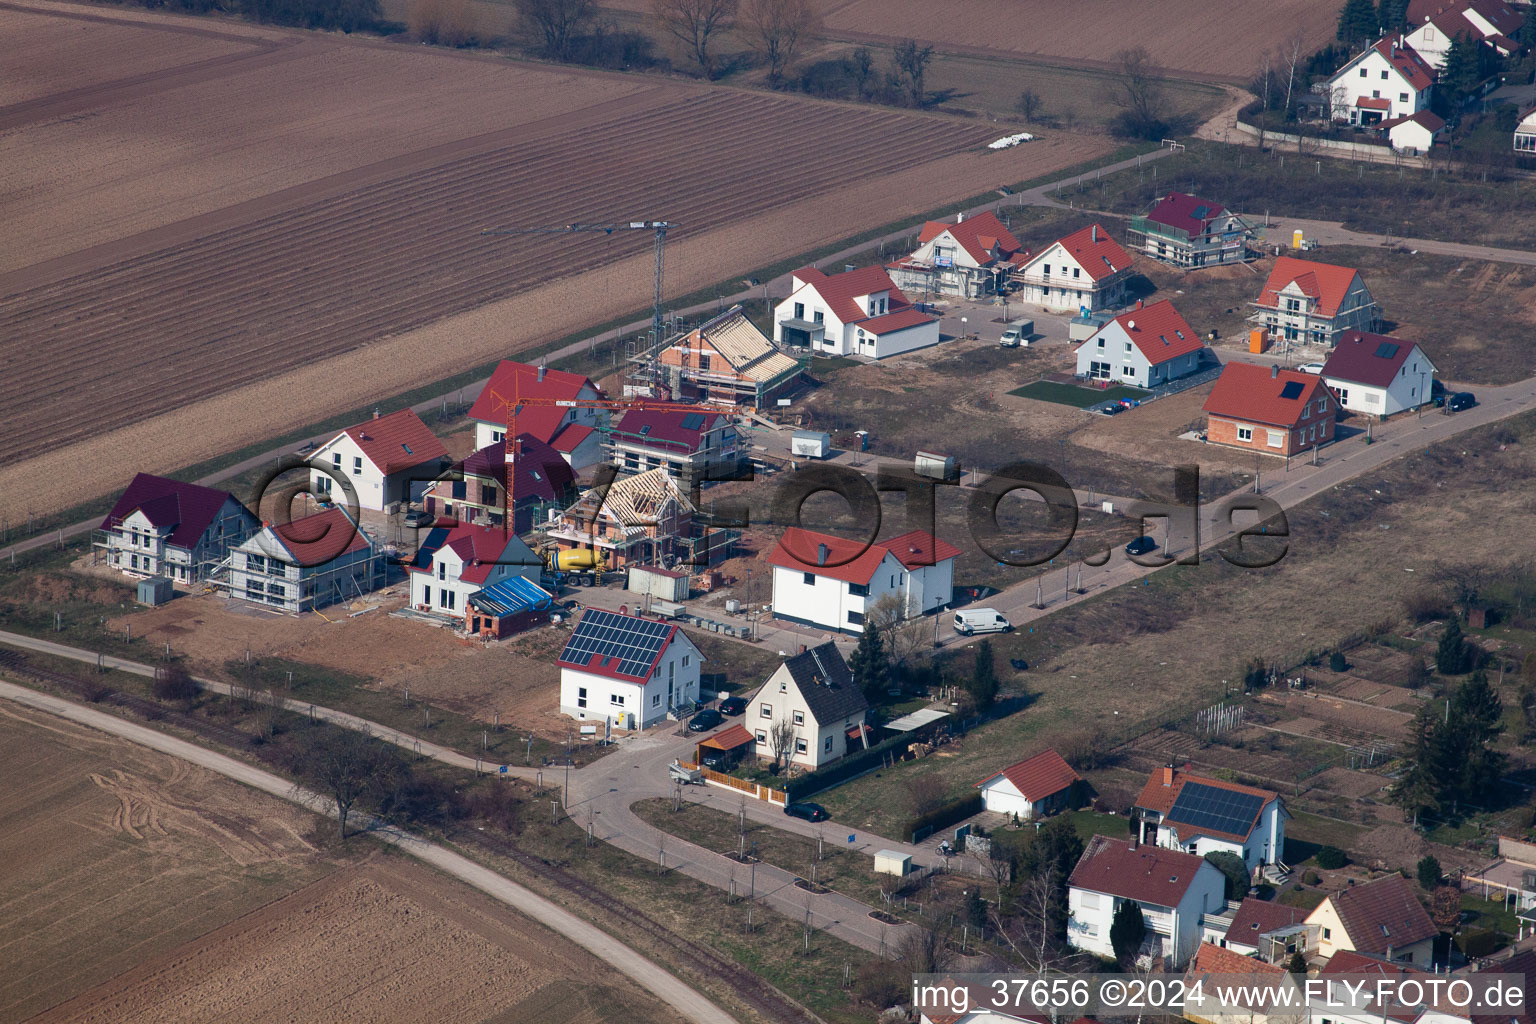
[
  {"left": 953, "top": 608, "right": 1012, "bottom": 635},
  {"left": 999, "top": 320, "right": 1034, "bottom": 348}
]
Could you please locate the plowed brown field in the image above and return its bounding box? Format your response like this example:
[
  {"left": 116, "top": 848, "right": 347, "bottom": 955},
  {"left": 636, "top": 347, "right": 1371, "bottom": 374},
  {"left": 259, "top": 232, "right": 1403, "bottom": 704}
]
[{"left": 0, "top": 0, "right": 1109, "bottom": 521}]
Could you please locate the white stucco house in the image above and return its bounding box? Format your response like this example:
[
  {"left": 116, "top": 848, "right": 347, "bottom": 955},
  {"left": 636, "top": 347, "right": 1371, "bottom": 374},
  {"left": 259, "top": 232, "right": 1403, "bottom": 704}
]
[
  {"left": 557, "top": 608, "right": 703, "bottom": 732},
  {"left": 773, "top": 265, "right": 941, "bottom": 359},
  {"left": 1379, "top": 110, "right": 1446, "bottom": 153},
  {"left": 1515, "top": 104, "right": 1536, "bottom": 154},
  {"left": 1328, "top": 37, "right": 1435, "bottom": 126},
  {"left": 1074, "top": 299, "right": 1208, "bottom": 387},
  {"left": 1014, "top": 223, "right": 1132, "bottom": 313},
  {"left": 1407, "top": 0, "right": 1523, "bottom": 69},
  {"left": 747, "top": 642, "right": 870, "bottom": 770},
  {"left": 1321, "top": 330, "right": 1437, "bottom": 417},
  {"left": 1068, "top": 835, "right": 1228, "bottom": 967},
  {"left": 974, "top": 749, "right": 1081, "bottom": 819},
  {"left": 467, "top": 360, "right": 606, "bottom": 469},
  {"left": 1250, "top": 256, "right": 1380, "bottom": 348},
  {"left": 97, "top": 473, "right": 258, "bottom": 585},
  {"left": 308, "top": 409, "right": 449, "bottom": 512},
  {"left": 406, "top": 523, "right": 541, "bottom": 618},
  {"left": 1134, "top": 765, "right": 1289, "bottom": 873},
  {"left": 766, "top": 527, "right": 958, "bottom": 635},
  {"left": 227, "top": 507, "right": 383, "bottom": 614},
  {"left": 1306, "top": 873, "right": 1438, "bottom": 966},
  {"left": 887, "top": 210, "right": 1026, "bottom": 299}
]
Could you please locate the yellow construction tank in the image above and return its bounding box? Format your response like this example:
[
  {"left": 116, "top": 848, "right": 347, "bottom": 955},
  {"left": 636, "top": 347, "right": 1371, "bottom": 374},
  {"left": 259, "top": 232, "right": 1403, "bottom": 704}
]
[{"left": 1292, "top": 229, "right": 1304, "bottom": 249}]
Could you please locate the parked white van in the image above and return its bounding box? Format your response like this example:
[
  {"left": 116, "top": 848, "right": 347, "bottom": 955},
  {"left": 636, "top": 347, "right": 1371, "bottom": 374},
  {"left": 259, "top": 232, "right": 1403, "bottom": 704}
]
[{"left": 953, "top": 608, "right": 1011, "bottom": 635}]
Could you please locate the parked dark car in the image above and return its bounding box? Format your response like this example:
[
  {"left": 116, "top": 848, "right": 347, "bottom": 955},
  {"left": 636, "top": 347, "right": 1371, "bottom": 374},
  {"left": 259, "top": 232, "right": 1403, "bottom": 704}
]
[
  {"left": 1098, "top": 403, "right": 1122, "bottom": 416},
  {"left": 1447, "top": 391, "right": 1476, "bottom": 412},
  {"left": 701, "top": 751, "right": 735, "bottom": 770},
  {"left": 687, "top": 708, "right": 724, "bottom": 732},
  {"left": 1125, "top": 536, "right": 1158, "bottom": 556},
  {"left": 784, "top": 802, "right": 829, "bottom": 822},
  {"left": 719, "top": 696, "right": 747, "bottom": 716}
]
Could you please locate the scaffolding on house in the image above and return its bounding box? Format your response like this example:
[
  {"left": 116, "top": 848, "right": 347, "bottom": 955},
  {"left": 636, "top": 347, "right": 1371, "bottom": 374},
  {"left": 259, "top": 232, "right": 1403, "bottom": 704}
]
[{"left": 203, "top": 543, "right": 386, "bottom": 615}]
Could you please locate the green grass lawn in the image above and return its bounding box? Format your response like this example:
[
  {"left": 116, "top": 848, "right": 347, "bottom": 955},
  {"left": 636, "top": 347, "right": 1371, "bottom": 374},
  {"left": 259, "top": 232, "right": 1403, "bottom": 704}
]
[
  {"left": 1058, "top": 809, "right": 1130, "bottom": 844},
  {"left": 1277, "top": 886, "right": 1327, "bottom": 911},
  {"left": 1460, "top": 893, "right": 1520, "bottom": 935},
  {"left": 1287, "top": 811, "right": 1371, "bottom": 855},
  {"left": 1008, "top": 380, "right": 1147, "bottom": 407}
]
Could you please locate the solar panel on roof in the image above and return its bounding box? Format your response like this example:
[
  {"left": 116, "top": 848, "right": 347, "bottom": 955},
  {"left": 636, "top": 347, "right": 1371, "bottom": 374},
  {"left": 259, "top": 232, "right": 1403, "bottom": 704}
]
[
  {"left": 680, "top": 412, "right": 705, "bottom": 431},
  {"left": 1278, "top": 381, "right": 1305, "bottom": 400},
  {"left": 1374, "top": 342, "right": 1400, "bottom": 359},
  {"left": 560, "top": 608, "right": 672, "bottom": 678},
  {"left": 1167, "top": 781, "right": 1265, "bottom": 838}
]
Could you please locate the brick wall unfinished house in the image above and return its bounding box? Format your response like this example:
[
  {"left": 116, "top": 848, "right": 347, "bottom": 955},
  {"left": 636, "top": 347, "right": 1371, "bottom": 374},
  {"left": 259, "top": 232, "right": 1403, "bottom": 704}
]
[
  {"left": 1127, "top": 193, "right": 1254, "bottom": 269},
  {"left": 307, "top": 409, "right": 449, "bottom": 512},
  {"left": 406, "top": 523, "right": 541, "bottom": 619},
  {"left": 424, "top": 434, "right": 575, "bottom": 535},
  {"left": 97, "top": 473, "right": 258, "bottom": 585},
  {"left": 225, "top": 506, "right": 383, "bottom": 614},
  {"left": 546, "top": 466, "right": 731, "bottom": 570},
  {"left": 1203, "top": 363, "right": 1337, "bottom": 457},
  {"left": 888, "top": 210, "right": 1026, "bottom": 299},
  {"left": 773, "top": 265, "right": 940, "bottom": 359},
  {"left": 655, "top": 306, "right": 803, "bottom": 409},
  {"left": 467, "top": 360, "right": 606, "bottom": 470},
  {"left": 1015, "top": 223, "right": 1132, "bottom": 313},
  {"left": 606, "top": 405, "right": 747, "bottom": 493},
  {"left": 1249, "top": 256, "right": 1380, "bottom": 348}
]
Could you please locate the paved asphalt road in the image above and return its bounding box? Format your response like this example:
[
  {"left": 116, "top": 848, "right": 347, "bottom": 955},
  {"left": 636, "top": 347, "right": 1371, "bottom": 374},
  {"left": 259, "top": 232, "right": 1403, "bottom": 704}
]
[{"left": 0, "top": 679, "right": 736, "bottom": 1024}]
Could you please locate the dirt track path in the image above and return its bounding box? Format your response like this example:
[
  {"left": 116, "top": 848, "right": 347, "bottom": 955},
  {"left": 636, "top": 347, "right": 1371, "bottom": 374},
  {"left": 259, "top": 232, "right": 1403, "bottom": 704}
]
[{"left": 0, "top": 678, "right": 738, "bottom": 1024}]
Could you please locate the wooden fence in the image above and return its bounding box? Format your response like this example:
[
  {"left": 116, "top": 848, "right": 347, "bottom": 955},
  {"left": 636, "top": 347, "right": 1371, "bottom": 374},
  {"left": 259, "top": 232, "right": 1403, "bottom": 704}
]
[{"left": 681, "top": 761, "right": 788, "bottom": 806}]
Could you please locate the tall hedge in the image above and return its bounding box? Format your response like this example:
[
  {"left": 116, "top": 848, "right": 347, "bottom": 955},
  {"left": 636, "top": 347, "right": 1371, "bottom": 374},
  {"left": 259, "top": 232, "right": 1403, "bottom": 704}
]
[{"left": 905, "top": 793, "right": 984, "bottom": 843}]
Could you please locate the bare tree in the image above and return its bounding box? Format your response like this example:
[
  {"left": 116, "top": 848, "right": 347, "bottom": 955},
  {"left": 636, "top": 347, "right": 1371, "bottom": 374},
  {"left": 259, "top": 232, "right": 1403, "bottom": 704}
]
[
  {"left": 741, "top": 0, "right": 820, "bottom": 85},
  {"left": 651, "top": 0, "right": 736, "bottom": 78},
  {"left": 1282, "top": 30, "right": 1306, "bottom": 120},
  {"left": 848, "top": 46, "right": 874, "bottom": 99},
  {"left": 868, "top": 592, "right": 929, "bottom": 665},
  {"left": 906, "top": 773, "right": 949, "bottom": 818},
  {"left": 1106, "top": 46, "right": 1170, "bottom": 139},
  {"left": 290, "top": 727, "right": 399, "bottom": 838},
  {"left": 1435, "top": 561, "right": 1494, "bottom": 620},
  {"left": 769, "top": 717, "right": 797, "bottom": 770},
  {"left": 891, "top": 38, "right": 934, "bottom": 107},
  {"left": 1016, "top": 88, "right": 1043, "bottom": 122},
  {"left": 1253, "top": 49, "right": 1274, "bottom": 151},
  {"left": 515, "top": 0, "right": 596, "bottom": 60},
  {"left": 993, "top": 869, "right": 1060, "bottom": 972}
]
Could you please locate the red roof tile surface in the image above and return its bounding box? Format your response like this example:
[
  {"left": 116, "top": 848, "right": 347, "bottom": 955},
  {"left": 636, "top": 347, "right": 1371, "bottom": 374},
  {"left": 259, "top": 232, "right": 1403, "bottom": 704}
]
[
  {"left": 1409, "top": 0, "right": 1523, "bottom": 35},
  {"left": 460, "top": 435, "right": 574, "bottom": 503},
  {"left": 338, "top": 409, "right": 447, "bottom": 476},
  {"left": 1257, "top": 256, "right": 1366, "bottom": 319},
  {"left": 1369, "top": 37, "right": 1435, "bottom": 92},
  {"left": 1202, "top": 362, "right": 1333, "bottom": 430},
  {"left": 271, "top": 507, "right": 370, "bottom": 566},
  {"left": 1135, "top": 764, "right": 1281, "bottom": 841},
  {"left": 468, "top": 360, "right": 602, "bottom": 444},
  {"left": 1227, "top": 898, "right": 1308, "bottom": 944},
  {"left": 550, "top": 422, "right": 595, "bottom": 453},
  {"left": 1090, "top": 300, "right": 1204, "bottom": 366},
  {"left": 612, "top": 404, "right": 730, "bottom": 453},
  {"left": 860, "top": 306, "right": 937, "bottom": 334},
  {"left": 1069, "top": 836, "right": 1212, "bottom": 908},
  {"left": 1356, "top": 96, "right": 1393, "bottom": 110},
  {"left": 1188, "top": 942, "right": 1286, "bottom": 977},
  {"left": 101, "top": 473, "right": 245, "bottom": 550},
  {"left": 1143, "top": 192, "right": 1230, "bottom": 238},
  {"left": 916, "top": 211, "right": 1023, "bottom": 265},
  {"left": 1049, "top": 223, "right": 1132, "bottom": 282},
  {"left": 976, "top": 749, "right": 1081, "bottom": 801},
  {"left": 1379, "top": 109, "right": 1446, "bottom": 133},
  {"left": 766, "top": 527, "right": 960, "bottom": 584},
  {"left": 1320, "top": 331, "right": 1422, "bottom": 388},
  {"left": 791, "top": 265, "right": 933, "bottom": 331},
  {"left": 1322, "top": 874, "right": 1437, "bottom": 956},
  {"left": 407, "top": 523, "right": 523, "bottom": 585}
]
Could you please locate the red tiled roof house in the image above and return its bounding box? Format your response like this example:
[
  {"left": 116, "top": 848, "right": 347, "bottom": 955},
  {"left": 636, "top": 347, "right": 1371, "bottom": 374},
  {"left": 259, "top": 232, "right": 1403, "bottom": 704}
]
[
  {"left": 606, "top": 403, "right": 745, "bottom": 492},
  {"left": 1202, "top": 363, "right": 1338, "bottom": 458},
  {"left": 767, "top": 527, "right": 960, "bottom": 635},
  {"left": 1074, "top": 299, "right": 1208, "bottom": 387},
  {"left": 1328, "top": 36, "right": 1436, "bottom": 126},
  {"left": 467, "top": 361, "right": 606, "bottom": 469},
  {"left": 407, "top": 522, "right": 543, "bottom": 618},
  {"left": 1250, "top": 256, "right": 1380, "bottom": 347},
  {"left": 1407, "top": 0, "right": 1524, "bottom": 69},
  {"left": 1067, "top": 835, "right": 1228, "bottom": 967},
  {"left": 974, "top": 749, "right": 1081, "bottom": 819},
  {"left": 424, "top": 433, "right": 575, "bottom": 535},
  {"left": 228, "top": 506, "right": 382, "bottom": 614},
  {"left": 1128, "top": 193, "right": 1255, "bottom": 269},
  {"left": 1134, "top": 763, "right": 1290, "bottom": 871},
  {"left": 1306, "top": 873, "right": 1438, "bottom": 966},
  {"left": 889, "top": 210, "right": 1025, "bottom": 299},
  {"left": 1015, "top": 223, "right": 1133, "bottom": 313},
  {"left": 308, "top": 408, "right": 449, "bottom": 512},
  {"left": 656, "top": 305, "right": 803, "bottom": 409},
  {"left": 774, "top": 264, "right": 940, "bottom": 359},
  {"left": 1320, "top": 330, "right": 1438, "bottom": 417},
  {"left": 557, "top": 608, "right": 703, "bottom": 732},
  {"left": 98, "top": 473, "right": 258, "bottom": 585}
]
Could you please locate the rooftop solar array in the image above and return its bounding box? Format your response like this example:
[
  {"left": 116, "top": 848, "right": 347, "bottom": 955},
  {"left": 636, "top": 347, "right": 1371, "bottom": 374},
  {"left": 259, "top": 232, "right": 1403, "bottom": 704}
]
[
  {"left": 560, "top": 608, "right": 672, "bottom": 677},
  {"left": 1278, "top": 380, "right": 1305, "bottom": 400},
  {"left": 1374, "top": 342, "right": 1400, "bottom": 359},
  {"left": 680, "top": 412, "right": 706, "bottom": 431},
  {"left": 1167, "top": 781, "right": 1265, "bottom": 837}
]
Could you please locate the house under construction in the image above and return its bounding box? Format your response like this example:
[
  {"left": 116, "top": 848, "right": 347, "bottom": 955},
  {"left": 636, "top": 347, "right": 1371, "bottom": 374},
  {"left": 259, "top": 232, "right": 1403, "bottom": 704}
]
[
  {"left": 211, "top": 507, "right": 385, "bottom": 614},
  {"left": 544, "top": 467, "right": 734, "bottom": 570},
  {"left": 653, "top": 306, "right": 804, "bottom": 409}
]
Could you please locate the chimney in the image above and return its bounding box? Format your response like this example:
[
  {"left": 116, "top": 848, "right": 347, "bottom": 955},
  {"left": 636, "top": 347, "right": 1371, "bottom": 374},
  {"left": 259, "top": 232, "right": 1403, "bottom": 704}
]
[
  {"left": 817, "top": 543, "right": 829, "bottom": 566},
  {"left": 1162, "top": 764, "right": 1175, "bottom": 787},
  {"left": 1136, "top": 299, "right": 1144, "bottom": 310},
  {"left": 799, "top": 644, "right": 807, "bottom": 654},
  {"left": 957, "top": 210, "right": 965, "bottom": 223},
  {"left": 537, "top": 363, "right": 547, "bottom": 383},
  {"left": 1271, "top": 364, "right": 1280, "bottom": 379},
  {"left": 1129, "top": 836, "right": 1138, "bottom": 850},
  {"left": 1092, "top": 224, "right": 1099, "bottom": 242},
  {"left": 372, "top": 407, "right": 380, "bottom": 419}
]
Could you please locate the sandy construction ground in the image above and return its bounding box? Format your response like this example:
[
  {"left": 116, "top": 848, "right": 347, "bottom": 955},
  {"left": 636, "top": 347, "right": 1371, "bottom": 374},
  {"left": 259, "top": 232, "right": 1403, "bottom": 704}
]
[
  {"left": 0, "top": 703, "right": 334, "bottom": 1022},
  {"left": 0, "top": 0, "right": 1111, "bottom": 523},
  {"left": 30, "top": 861, "right": 674, "bottom": 1024}
]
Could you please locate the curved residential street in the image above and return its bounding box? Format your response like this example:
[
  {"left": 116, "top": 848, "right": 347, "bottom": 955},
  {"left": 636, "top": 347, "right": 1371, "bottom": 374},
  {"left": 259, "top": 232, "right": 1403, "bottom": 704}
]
[{"left": 0, "top": 679, "right": 737, "bottom": 1024}]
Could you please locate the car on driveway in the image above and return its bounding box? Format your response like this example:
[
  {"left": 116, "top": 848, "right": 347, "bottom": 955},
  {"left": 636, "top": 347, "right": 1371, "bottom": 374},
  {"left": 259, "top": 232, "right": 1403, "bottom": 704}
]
[
  {"left": 784, "top": 802, "right": 829, "bottom": 822},
  {"left": 719, "top": 696, "right": 747, "bottom": 716},
  {"left": 1125, "top": 536, "right": 1158, "bottom": 556},
  {"left": 403, "top": 508, "right": 436, "bottom": 528},
  {"left": 1447, "top": 391, "right": 1476, "bottom": 412},
  {"left": 1297, "top": 362, "right": 1325, "bottom": 374},
  {"left": 1098, "top": 403, "right": 1122, "bottom": 416},
  {"left": 687, "top": 708, "right": 724, "bottom": 732}
]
